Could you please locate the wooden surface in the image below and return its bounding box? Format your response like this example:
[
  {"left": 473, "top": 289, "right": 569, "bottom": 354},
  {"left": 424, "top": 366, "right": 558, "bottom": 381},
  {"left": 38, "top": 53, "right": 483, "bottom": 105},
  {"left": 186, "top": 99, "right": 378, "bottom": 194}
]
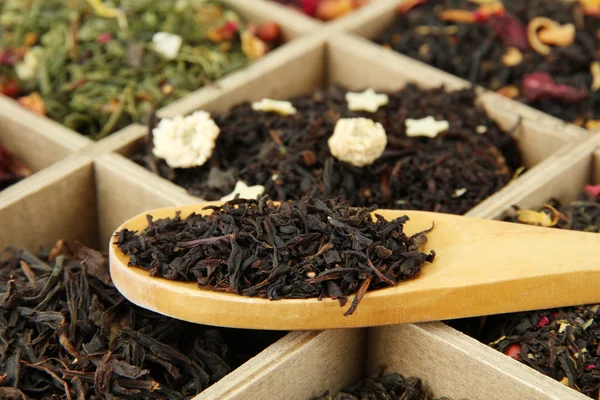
[
  {"left": 109, "top": 203, "right": 600, "bottom": 330},
  {"left": 0, "top": 0, "right": 597, "bottom": 397}
]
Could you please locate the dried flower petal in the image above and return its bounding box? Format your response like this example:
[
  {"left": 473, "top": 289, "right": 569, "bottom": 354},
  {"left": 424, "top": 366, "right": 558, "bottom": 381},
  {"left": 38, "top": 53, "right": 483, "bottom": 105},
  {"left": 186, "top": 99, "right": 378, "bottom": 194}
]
[
  {"left": 220, "top": 180, "right": 265, "bottom": 201},
  {"left": 257, "top": 22, "right": 280, "bottom": 42},
  {"left": 316, "top": 0, "right": 354, "bottom": 20},
  {"left": 584, "top": 184, "right": 600, "bottom": 198},
  {"left": 522, "top": 72, "right": 588, "bottom": 103},
  {"left": 504, "top": 344, "right": 521, "bottom": 360},
  {"left": 152, "top": 111, "right": 221, "bottom": 168},
  {"left": 591, "top": 61, "right": 600, "bottom": 92},
  {"left": 488, "top": 12, "right": 529, "bottom": 51},
  {"left": 496, "top": 85, "right": 519, "bottom": 99},
  {"left": 536, "top": 316, "right": 550, "bottom": 328},
  {"left": 97, "top": 32, "right": 112, "bottom": 45},
  {"left": 17, "top": 93, "right": 46, "bottom": 116},
  {"left": 405, "top": 116, "right": 449, "bottom": 138},
  {"left": 301, "top": 0, "right": 320, "bottom": 16},
  {"left": 0, "top": 77, "right": 20, "bottom": 97},
  {"left": 397, "top": 0, "right": 428, "bottom": 15},
  {"left": 345, "top": 88, "right": 389, "bottom": 112},
  {"left": 252, "top": 99, "right": 297, "bottom": 116},
  {"left": 241, "top": 30, "right": 268, "bottom": 60},
  {"left": 152, "top": 32, "right": 183, "bottom": 59}
]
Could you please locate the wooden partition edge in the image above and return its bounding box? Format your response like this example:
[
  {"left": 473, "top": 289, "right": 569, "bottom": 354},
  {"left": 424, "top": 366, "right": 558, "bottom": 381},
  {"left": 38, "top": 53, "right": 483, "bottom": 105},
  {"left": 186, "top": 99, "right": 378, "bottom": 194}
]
[
  {"left": 389, "top": 323, "right": 590, "bottom": 399},
  {"left": 195, "top": 330, "right": 366, "bottom": 400},
  {"left": 467, "top": 133, "right": 600, "bottom": 219},
  {"left": 0, "top": 97, "right": 92, "bottom": 151}
]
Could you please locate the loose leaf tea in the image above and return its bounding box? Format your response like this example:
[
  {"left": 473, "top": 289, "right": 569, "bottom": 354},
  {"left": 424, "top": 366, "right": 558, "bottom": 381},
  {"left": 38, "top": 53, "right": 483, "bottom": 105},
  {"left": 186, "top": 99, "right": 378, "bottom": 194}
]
[
  {"left": 375, "top": 1, "right": 600, "bottom": 127},
  {"left": 116, "top": 196, "right": 436, "bottom": 316},
  {"left": 451, "top": 191, "right": 600, "bottom": 398},
  {"left": 0, "top": 145, "right": 32, "bottom": 191},
  {"left": 0, "top": 0, "right": 280, "bottom": 139},
  {"left": 272, "top": 0, "right": 368, "bottom": 21},
  {"left": 0, "top": 240, "right": 283, "bottom": 399},
  {"left": 312, "top": 372, "right": 456, "bottom": 400},
  {"left": 133, "top": 85, "right": 522, "bottom": 215}
]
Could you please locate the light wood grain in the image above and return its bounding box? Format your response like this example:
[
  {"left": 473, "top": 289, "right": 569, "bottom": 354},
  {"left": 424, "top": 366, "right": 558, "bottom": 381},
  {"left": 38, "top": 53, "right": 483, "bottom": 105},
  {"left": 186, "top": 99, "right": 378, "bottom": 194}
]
[
  {"left": 368, "top": 323, "right": 588, "bottom": 400},
  {"left": 109, "top": 203, "right": 600, "bottom": 330}
]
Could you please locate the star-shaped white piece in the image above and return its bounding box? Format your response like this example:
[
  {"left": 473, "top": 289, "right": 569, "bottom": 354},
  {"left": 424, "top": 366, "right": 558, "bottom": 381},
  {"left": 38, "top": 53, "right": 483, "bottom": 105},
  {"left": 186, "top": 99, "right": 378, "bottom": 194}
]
[
  {"left": 345, "top": 89, "right": 389, "bottom": 113},
  {"left": 220, "top": 181, "right": 265, "bottom": 202},
  {"left": 405, "top": 116, "right": 449, "bottom": 138}
]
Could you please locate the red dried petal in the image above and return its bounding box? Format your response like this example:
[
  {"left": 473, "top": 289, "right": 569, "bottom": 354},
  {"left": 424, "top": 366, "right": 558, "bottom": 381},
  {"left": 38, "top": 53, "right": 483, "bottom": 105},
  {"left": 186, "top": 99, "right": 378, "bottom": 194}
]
[
  {"left": 585, "top": 363, "right": 596, "bottom": 370},
  {"left": 536, "top": 315, "right": 549, "bottom": 328},
  {"left": 0, "top": 78, "right": 20, "bottom": 97},
  {"left": 504, "top": 344, "right": 521, "bottom": 360},
  {"left": 0, "top": 48, "right": 24, "bottom": 66},
  {"left": 224, "top": 21, "right": 239, "bottom": 33},
  {"left": 96, "top": 32, "right": 112, "bottom": 44},
  {"left": 301, "top": 0, "right": 319, "bottom": 16},
  {"left": 523, "top": 72, "right": 589, "bottom": 103},
  {"left": 487, "top": 13, "right": 529, "bottom": 51},
  {"left": 585, "top": 184, "right": 600, "bottom": 198}
]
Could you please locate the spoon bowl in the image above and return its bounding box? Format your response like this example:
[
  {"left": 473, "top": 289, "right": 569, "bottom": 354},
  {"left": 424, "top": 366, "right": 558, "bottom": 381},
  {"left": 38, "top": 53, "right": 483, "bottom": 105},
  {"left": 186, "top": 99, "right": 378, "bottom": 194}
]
[{"left": 109, "top": 203, "right": 600, "bottom": 330}]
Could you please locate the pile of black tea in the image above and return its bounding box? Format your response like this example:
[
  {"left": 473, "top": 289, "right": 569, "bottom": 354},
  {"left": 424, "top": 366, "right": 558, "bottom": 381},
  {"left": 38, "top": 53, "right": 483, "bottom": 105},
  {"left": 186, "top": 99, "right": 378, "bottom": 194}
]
[
  {"left": 312, "top": 372, "right": 455, "bottom": 400},
  {"left": 0, "top": 240, "right": 283, "bottom": 399},
  {"left": 116, "top": 196, "right": 436, "bottom": 316},
  {"left": 0, "top": 0, "right": 281, "bottom": 139},
  {"left": 375, "top": 1, "right": 600, "bottom": 127},
  {"left": 451, "top": 188, "right": 600, "bottom": 398},
  {"left": 0, "top": 144, "right": 32, "bottom": 191},
  {"left": 271, "top": 0, "right": 367, "bottom": 21},
  {"left": 133, "top": 84, "right": 522, "bottom": 215}
]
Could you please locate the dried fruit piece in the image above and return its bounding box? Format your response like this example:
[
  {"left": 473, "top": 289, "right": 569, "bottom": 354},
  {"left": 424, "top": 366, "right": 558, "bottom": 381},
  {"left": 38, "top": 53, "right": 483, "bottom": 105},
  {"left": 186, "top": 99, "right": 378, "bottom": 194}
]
[
  {"left": 0, "top": 77, "right": 20, "bottom": 97},
  {"left": 257, "top": 22, "right": 280, "bottom": 42},
  {"left": 152, "top": 32, "right": 183, "bottom": 59},
  {"left": 501, "top": 47, "right": 523, "bottom": 67},
  {"left": 17, "top": 92, "right": 46, "bottom": 115},
  {"left": 527, "top": 17, "right": 574, "bottom": 55},
  {"left": 397, "top": 0, "right": 428, "bottom": 15},
  {"left": 504, "top": 344, "right": 521, "bottom": 360},
  {"left": 206, "top": 21, "right": 239, "bottom": 43},
  {"left": 516, "top": 204, "right": 561, "bottom": 227}
]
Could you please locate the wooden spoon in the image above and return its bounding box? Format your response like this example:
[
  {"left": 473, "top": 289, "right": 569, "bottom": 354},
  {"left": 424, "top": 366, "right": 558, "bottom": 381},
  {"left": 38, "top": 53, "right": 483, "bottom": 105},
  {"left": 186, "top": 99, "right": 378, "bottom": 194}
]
[{"left": 109, "top": 203, "right": 600, "bottom": 330}]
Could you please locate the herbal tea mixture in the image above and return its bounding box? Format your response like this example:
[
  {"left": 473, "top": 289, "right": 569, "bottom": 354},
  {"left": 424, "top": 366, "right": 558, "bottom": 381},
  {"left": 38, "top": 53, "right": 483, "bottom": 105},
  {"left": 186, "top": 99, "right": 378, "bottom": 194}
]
[
  {"left": 116, "top": 196, "right": 436, "bottom": 316},
  {"left": 0, "top": 145, "right": 31, "bottom": 191},
  {"left": 0, "top": 0, "right": 280, "bottom": 139},
  {"left": 133, "top": 85, "right": 522, "bottom": 215},
  {"left": 312, "top": 372, "right": 456, "bottom": 400},
  {"left": 451, "top": 187, "right": 600, "bottom": 398},
  {"left": 376, "top": 0, "right": 600, "bottom": 127},
  {"left": 271, "top": 0, "right": 367, "bottom": 21},
  {"left": 0, "top": 240, "right": 283, "bottom": 399}
]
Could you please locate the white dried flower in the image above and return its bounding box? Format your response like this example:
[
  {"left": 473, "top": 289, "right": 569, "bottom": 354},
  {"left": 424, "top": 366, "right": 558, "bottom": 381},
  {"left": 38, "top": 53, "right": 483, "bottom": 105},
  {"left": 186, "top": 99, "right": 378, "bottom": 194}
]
[
  {"left": 251, "top": 98, "right": 297, "bottom": 116},
  {"left": 328, "top": 118, "right": 387, "bottom": 167},
  {"left": 15, "top": 47, "right": 42, "bottom": 81},
  {"left": 476, "top": 125, "right": 487, "bottom": 134},
  {"left": 405, "top": 116, "right": 449, "bottom": 138},
  {"left": 152, "top": 111, "right": 221, "bottom": 169},
  {"left": 152, "top": 32, "right": 183, "bottom": 59},
  {"left": 345, "top": 88, "right": 389, "bottom": 113},
  {"left": 220, "top": 181, "right": 265, "bottom": 202}
]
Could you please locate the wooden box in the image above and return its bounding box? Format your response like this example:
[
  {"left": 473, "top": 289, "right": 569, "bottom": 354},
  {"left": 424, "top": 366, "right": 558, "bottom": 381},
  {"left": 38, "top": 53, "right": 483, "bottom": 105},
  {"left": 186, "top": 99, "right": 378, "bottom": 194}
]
[{"left": 0, "top": 1, "right": 598, "bottom": 399}]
